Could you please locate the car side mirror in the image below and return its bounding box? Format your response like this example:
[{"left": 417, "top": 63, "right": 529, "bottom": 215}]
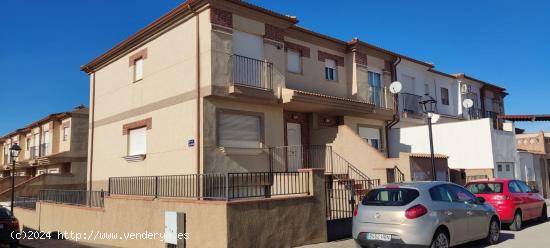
[{"left": 476, "top": 197, "right": 486, "bottom": 204}]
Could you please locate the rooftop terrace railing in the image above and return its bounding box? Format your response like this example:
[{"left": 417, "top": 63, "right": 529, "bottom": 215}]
[{"left": 231, "top": 54, "right": 273, "bottom": 90}]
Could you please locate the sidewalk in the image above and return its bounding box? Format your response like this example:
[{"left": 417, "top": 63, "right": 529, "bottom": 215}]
[{"left": 20, "top": 239, "right": 117, "bottom": 248}]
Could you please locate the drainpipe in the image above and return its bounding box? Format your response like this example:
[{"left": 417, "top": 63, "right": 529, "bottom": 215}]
[
  {"left": 385, "top": 57, "right": 402, "bottom": 157},
  {"left": 188, "top": 4, "right": 201, "bottom": 197}
]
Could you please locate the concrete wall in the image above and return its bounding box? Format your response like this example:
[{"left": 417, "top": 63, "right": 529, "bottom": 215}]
[
  {"left": 390, "top": 118, "right": 517, "bottom": 170},
  {"left": 15, "top": 169, "right": 327, "bottom": 248}
]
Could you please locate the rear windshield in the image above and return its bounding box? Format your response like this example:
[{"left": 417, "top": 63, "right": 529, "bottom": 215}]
[
  {"left": 362, "top": 188, "right": 419, "bottom": 206},
  {"left": 466, "top": 183, "right": 503, "bottom": 194}
]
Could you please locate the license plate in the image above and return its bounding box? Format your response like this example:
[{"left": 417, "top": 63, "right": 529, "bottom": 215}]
[{"left": 366, "top": 233, "right": 392, "bottom": 242}]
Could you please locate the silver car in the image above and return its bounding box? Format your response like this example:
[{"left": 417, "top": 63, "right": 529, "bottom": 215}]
[{"left": 353, "top": 181, "right": 500, "bottom": 248}]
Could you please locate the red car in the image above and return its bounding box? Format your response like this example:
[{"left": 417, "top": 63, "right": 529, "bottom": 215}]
[{"left": 466, "top": 178, "right": 547, "bottom": 231}]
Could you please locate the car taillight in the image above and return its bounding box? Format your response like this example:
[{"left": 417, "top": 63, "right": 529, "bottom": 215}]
[
  {"left": 12, "top": 218, "right": 19, "bottom": 230},
  {"left": 353, "top": 205, "right": 358, "bottom": 217},
  {"left": 492, "top": 195, "right": 510, "bottom": 201},
  {"left": 405, "top": 204, "right": 428, "bottom": 219}
]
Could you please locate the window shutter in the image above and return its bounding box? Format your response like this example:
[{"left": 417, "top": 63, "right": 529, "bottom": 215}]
[
  {"left": 287, "top": 50, "right": 301, "bottom": 73},
  {"left": 135, "top": 58, "right": 144, "bottom": 80},
  {"left": 219, "top": 113, "right": 261, "bottom": 148},
  {"left": 128, "top": 127, "right": 147, "bottom": 155},
  {"left": 325, "top": 59, "right": 336, "bottom": 69},
  {"left": 232, "top": 30, "right": 263, "bottom": 60}
]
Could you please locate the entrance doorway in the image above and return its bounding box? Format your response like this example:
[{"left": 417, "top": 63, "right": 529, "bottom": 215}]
[{"left": 286, "top": 123, "right": 303, "bottom": 171}]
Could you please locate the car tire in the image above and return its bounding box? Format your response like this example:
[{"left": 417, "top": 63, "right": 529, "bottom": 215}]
[
  {"left": 509, "top": 211, "right": 522, "bottom": 231},
  {"left": 430, "top": 229, "right": 449, "bottom": 248},
  {"left": 538, "top": 204, "right": 548, "bottom": 222},
  {"left": 484, "top": 218, "right": 500, "bottom": 245}
]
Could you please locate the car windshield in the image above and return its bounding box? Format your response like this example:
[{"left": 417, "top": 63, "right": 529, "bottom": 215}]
[
  {"left": 0, "top": 208, "right": 12, "bottom": 218},
  {"left": 466, "top": 183, "right": 503, "bottom": 194},
  {"left": 362, "top": 188, "right": 419, "bottom": 206}
]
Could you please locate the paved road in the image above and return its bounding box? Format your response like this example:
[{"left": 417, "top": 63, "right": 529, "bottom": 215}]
[{"left": 299, "top": 204, "right": 550, "bottom": 248}]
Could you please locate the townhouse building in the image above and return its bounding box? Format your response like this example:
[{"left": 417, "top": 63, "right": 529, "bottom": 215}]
[
  {"left": 0, "top": 106, "right": 88, "bottom": 198},
  {"left": 389, "top": 55, "right": 514, "bottom": 182},
  {"left": 12, "top": 1, "right": 517, "bottom": 247},
  {"left": 516, "top": 131, "right": 550, "bottom": 197}
]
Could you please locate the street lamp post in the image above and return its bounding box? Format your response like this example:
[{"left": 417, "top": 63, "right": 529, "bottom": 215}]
[
  {"left": 9, "top": 144, "right": 21, "bottom": 213},
  {"left": 419, "top": 94, "right": 437, "bottom": 181}
]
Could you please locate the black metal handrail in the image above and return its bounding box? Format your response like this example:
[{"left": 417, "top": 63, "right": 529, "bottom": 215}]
[
  {"left": 469, "top": 108, "right": 483, "bottom": 119},
  {"left": 14, "top": 196, "right": 38, "bottom": 210},
  {"left": 39, "top": 189, "right": 105, "bottom": 208},
  {"left": 268, "top": 145, "right": 372, "bottom": 181},
  {"left": 108, "top": 172, "right": 310, "bottom": 200},
  {"left": 400, "top": 93, "right": 422, "bottom": 113},
  {"left": 231, "top": 54, "right": 273, "bottom": 90},
  {"left": 485, "top": 111, "right": 503, "bottom": 130}
]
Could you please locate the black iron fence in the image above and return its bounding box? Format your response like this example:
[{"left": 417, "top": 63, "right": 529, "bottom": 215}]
[
  {"left": 231, "top": 54, "right": 273, "bottom": 90},
  {"left": 109, "top": 172, "right": 310, "bottom": 200},
  {"left": 267, "top": 145, "right": 371, "bottom": 181},
  {"left": 39, "top": 189, "right": 105, "bottom": 208},
  {"left": 14, "top": 196, "right": 38, "bottom": 210}
]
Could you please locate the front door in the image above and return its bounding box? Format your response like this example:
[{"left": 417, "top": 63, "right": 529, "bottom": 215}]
[{"left": 286, "top": 123, "right": 302, "bottom": 171}]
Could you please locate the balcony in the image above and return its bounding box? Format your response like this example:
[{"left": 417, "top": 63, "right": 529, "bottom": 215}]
[
  {"left": 368, "top": 86, "right": 393, "bottom": 109},
  {"left": 230, "top": 54, "right": 273, "bottom": 90},
  {"left": 400, "top": 93, "right": 422, "bottom": 114},
  {"left": 469, "top": 108, "right": 483, "bottom": 120},
  {"left": 39, "top": 143, "right": 50, "bottom": 157},
  {"left": 30, "top": 146, "right": 39, "bottom": 160}
]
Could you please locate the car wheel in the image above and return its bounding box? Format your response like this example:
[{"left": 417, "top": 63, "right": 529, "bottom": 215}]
[
  {"left": 430, "top": 229, "right": 449, "bottom": 248},
  {"left": 485, "top": 218, "right": 500, "bottom": 245},
  {"left": 509, "top": 211, "right": 522, "bottom": 231},
  {"left": 538, "top": 204, "right": 548, "bottom": 222}
]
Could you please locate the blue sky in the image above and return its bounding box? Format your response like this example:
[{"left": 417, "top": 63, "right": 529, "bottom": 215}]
[{"left": 1, "top": 0, "right": 549, "bottom": 135}]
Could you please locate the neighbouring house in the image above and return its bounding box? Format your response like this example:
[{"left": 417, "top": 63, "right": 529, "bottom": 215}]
[
  {"left": 516, "top": 131, "right": 550, "bottom": 198},
  {"left": 11, "top": 1, "right": 511, "bottom": 247},
  {"left": 390, "top": 58, "right": 512, "bottom": 182},
  {"left": 0, "top": 106, "right": 89, "bottom": 199}
]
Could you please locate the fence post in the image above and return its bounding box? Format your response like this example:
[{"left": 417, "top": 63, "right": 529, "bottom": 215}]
[{"left": 155, "top": 176, "right": 159, "bottom": 198}]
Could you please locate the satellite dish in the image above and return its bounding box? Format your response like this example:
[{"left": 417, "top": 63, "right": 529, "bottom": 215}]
[
  {"left": 389, "top": 81, "right": 402, "bottom": 94},
  {"left": 462, "top": 99, "right": 474, "bottom": 109}
]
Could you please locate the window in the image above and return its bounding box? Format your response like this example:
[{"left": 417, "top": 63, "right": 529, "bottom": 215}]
[
  {"left": 358, "top": 126, "right": 382, "bottom": 151},
  {"left": 219, "top": 112, "right": 262, "bottom": 149},
  {"left": 447, "top": 185, "right": 476, "bottom": 203},
  {"left": 287, "top": 49, "right": 301, "bottom": 73},
  {"left": 324, "top": 59, "right": 337, "bottom": 81},
  {"left": 430, "top": 185, "right": 453, "bottom": 202},
  {"left": 441, "top": 87, "right": 449, "bottom": 105},
  {"left": 466, "top": 183, "right": 503, "bottom": 194},
  {"left": 368, "top": 71, "right": 382, "bottom": 106},
  {"left": 516, "top": 181, "right": 532, "bottom": 193},
  {"left": 424, "top": 83, "right": 430, "bottom": 95},
  {"left": 128, "top": 127, "right": 147, "bottom": 156},
  {"left": 47, "top": 168, "right": 60, "bottom": 174},
  {"left": 26, "top": 138, "right": 30, "bottom": 151},
  {"left": 497, "top": 164, "right": 503, "bottom": 172},
  {"left": 508, "top": 181, "right": 522, "bottom": 193},
  {"left": 134, "top": 58, "right": 144, "bottom": 81},
  {"left": 63, "top": 127, "right": 69, "bottom": 141},
  {"left": 362, "top": 188, "right": 419, "bottom": 206}
]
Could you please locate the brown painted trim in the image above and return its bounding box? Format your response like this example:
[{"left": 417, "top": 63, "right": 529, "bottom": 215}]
[
  {"left": 128, "top": 48, "right": 148, "bottom": 66},
  {"left": 215, "top": 108, "right": 265, "bottom": 148},
  {"left": 318, "top": 50, "right": 345, "bottom": 67},
  {"left": 158, "top": 197, "right": 227, "bottom": 205},
  {"left": 264, "top": 24, "right": 284, "bottom": 42},
  {"left": 122, "top": 118, "right": 152, "bottom": 135},
  {"left": 355, "top": 51, "right": 368, "bottom": 66},
  {"left": 210, "top": 7, "right": 232, "bottom": 28},
  {"left": 284, "top": 41, "right": 310, "bottom": 58}
]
